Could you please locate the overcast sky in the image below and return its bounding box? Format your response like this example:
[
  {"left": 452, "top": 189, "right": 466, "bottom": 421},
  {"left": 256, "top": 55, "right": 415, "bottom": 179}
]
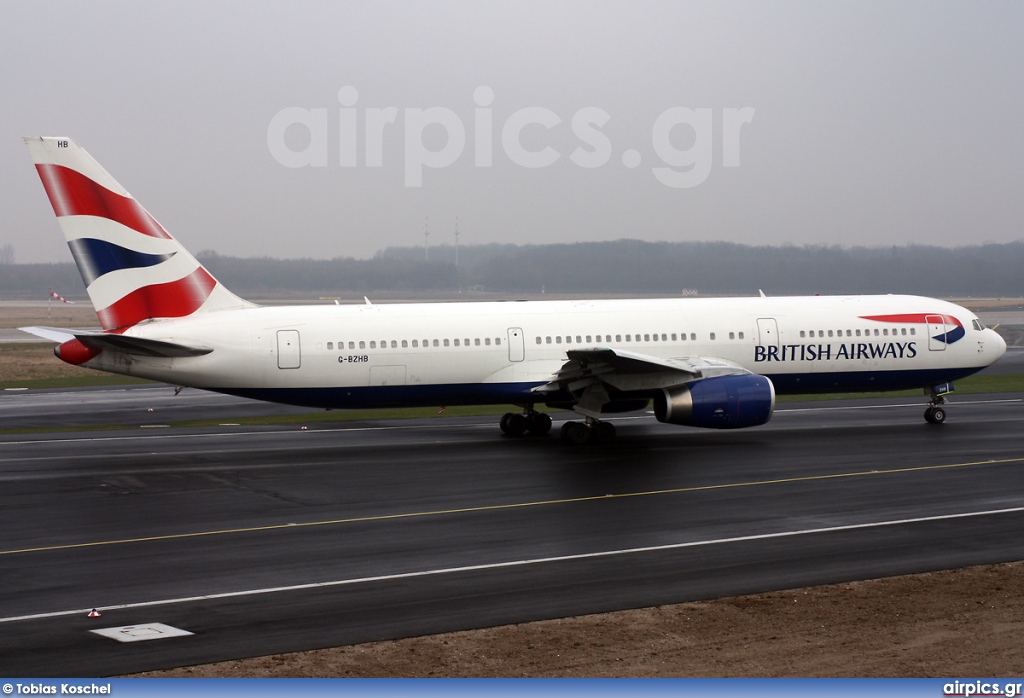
[{"left": 3, "top": 1, "right": 1022, "bottom": 264}]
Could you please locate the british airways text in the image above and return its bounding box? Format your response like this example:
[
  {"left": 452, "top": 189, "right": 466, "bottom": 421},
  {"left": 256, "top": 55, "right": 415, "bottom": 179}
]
[{"left": 754, "top": 342, "right": 918, "bottom": 363}]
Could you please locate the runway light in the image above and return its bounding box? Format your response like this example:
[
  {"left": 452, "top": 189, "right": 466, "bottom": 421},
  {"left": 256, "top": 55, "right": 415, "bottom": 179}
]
[
  {"left": 147, "top": 408, "right": 154, "bottom": 413},
  {"left": 300, "top": 426, "right": 307, "bottom": 430},
  {"left": 88, "top": 609, "right": 101, "bottom": 618}
]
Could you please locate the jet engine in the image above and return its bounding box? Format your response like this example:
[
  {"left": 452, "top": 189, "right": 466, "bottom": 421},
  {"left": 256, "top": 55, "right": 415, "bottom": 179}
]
[{"left": 654, "top": 374, "right": 775, "bottom": 429}]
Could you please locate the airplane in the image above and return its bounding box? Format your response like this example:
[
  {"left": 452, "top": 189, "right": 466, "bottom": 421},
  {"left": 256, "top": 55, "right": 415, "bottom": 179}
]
[{"left": 19, "top": 136, "right": 1007, "bottom": 444}]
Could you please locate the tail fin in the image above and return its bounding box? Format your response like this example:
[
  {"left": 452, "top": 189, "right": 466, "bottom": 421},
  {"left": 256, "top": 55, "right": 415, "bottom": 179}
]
[{"left": 24, "top": 137, "right": 253, "bottom": 330}]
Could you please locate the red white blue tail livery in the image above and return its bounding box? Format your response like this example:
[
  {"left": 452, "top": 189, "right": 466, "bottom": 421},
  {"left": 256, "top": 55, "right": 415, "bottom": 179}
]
[{"left": 24, "top": 137, "right": 250, "bottom": 331}]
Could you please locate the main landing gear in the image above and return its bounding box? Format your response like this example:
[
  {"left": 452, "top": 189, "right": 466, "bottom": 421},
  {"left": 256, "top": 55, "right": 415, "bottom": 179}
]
[
  {"left": 499, "top": 409, "right": 552, "bottom": 437},
  {"left": 559, "top": 418, "right": 616, "bottom": 445},
  {"left": 498, "top": 409, "right": 617, "bottom": 444}
]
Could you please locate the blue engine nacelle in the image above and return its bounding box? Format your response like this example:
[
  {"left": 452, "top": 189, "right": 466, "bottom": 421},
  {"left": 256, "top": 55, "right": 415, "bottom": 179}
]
[{"left": 653, "top": 374, "right": 775, "bottom": 429}]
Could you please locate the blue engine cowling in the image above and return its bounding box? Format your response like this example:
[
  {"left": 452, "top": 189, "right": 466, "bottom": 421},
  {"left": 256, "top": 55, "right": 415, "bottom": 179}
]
[{"left": 653, "top": 374, "right": 775, "bottom": 429}]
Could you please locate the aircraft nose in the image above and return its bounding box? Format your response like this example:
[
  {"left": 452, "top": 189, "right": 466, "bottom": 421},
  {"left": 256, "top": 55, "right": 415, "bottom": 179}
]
[{"left": 992, "top": 329, "right": 1007, "bottom": 359}]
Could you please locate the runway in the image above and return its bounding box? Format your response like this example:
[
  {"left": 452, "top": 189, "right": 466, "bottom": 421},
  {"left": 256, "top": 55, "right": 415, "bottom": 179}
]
[{"left": 1, "top": 388, "right": 1023, "bottom": 676}]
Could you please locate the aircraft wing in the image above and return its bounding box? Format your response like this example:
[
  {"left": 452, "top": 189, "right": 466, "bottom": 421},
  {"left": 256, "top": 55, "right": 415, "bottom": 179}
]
[
  {"left": 19, "top": 326, "right": 213, "bottom": 358},
  {"left": 534, "top": 346, "right": 752, "bottom": 417}
]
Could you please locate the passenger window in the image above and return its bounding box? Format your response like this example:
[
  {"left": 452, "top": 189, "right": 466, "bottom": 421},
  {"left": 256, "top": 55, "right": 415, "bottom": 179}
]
[
  {"left": 433, "top": 339, "right": 439, "bottom": 347},
  {"left": 402, "top": 340, "right": 408, "bottom": 348},
  {"left": 901, "top": 328, "right": 907, "bottom": 336},
  {"left": 800, "top": 331, "right": 805, "bottom": 338},
  {"left": 454, "top": 339, "right": 460, "bottom": 347},
  {"left": 565, "top": 336, "right": 572, "bottom": 344},
  {"left": 444, "top": 339, "right": 450, "bottom": 347},
  {"left": 370, "top": 341, "right": 376, "bottom": 349},
  {"left": 391, "top": 340, "right": 398, "bottom": 348},
  {"left": 644, "top": 334, "right": 650, "bottom": 342},
  {"left": 828, "top": 330, "right": 833, "bottom": 337},
  {"left": 616, "top": 334, "right": 622, "bottom": 342},
  {"left": 855, "top": 329, "right": 861, "bottom": 337},
  {"left": 690, "top": 333, "right": 696, "bottom": 341},
  {"left": 412, "top": 340, "right": 418, "bottom": 348},
  {"left": 486, "top": 338, "right": 492, "bottom": 346},
  {"left": 536, "top": 337, "right": 542, "bottom": 344},
  {"left": 465, "top": 339, "right": 470, "bottom": 346},
  {"left": 738, "top": 332, "right": 744, "bottom": 340},
  {"left": 625, "top": 335, "right": 631, "bottom": 342},
  {"left": 710, "top": 333, "right": 716, "bottom": 340},
  {"left": 729, "top": 332, "right": 735, "bottom": 340},
  {"left": 910, "top": 328, "right": 916, "bottom": 335},
  {"left": 576, "top": 336, "right": 582, "bottom": 343},
  {"left": 359, "top": 341, "right": 366, "bottom": 349},
  {"left": 495, "top": 338, "right": 501, "bottom": 345},
  {"left": 671, "top": 333, "right": 677, "bottom": 341},
  {"left": 327, "top": 342, "right": 333, "bottom": 350},
  {"left": 545, "top": 337, "right": 551, "bottom": 344}
]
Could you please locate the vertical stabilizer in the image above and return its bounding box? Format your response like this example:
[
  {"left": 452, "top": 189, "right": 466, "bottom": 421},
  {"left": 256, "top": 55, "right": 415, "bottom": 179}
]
[{"left": 25, "top": 137, "right": 253, "bottom": 330}]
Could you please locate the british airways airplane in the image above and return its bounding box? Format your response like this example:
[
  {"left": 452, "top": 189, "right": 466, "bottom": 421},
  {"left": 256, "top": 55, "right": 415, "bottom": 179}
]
[{"left": 20, "top": 137, "right": 1006, "bottom": 443}]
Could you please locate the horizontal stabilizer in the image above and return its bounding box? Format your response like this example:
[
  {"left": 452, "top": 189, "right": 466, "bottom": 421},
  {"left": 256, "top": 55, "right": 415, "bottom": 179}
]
[{"left": 19, "top": 326, "right": 213, "bottom": 358}]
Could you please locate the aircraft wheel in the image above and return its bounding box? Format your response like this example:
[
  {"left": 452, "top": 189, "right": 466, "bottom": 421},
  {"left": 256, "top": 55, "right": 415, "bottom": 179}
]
[
  {"left": 504, "top": 412, "right": 528, "bottom": 437},
  {"left": 560, "top": 421, "right": 592, "bottom": 445},
  {"left": 526, "top": 411, "right": 552, "bottom": 436},
  {"left": 595, "top": 421, "right": 617, "bottom": 442},
  {"left": 924, "top": 406, "right": 946, "bottom": 425},
  {"left": 499, "top": 412, "right": 513, "bottom": 434}
]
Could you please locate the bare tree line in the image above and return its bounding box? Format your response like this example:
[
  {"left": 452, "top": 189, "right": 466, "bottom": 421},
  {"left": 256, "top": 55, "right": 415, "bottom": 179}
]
[{"left": 2, "top": 240, "right": 1022, "bottom": 300}]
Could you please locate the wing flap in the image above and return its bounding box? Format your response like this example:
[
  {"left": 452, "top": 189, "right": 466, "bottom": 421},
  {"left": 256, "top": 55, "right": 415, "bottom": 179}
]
[{"left": 535, "top": 346, "right": 751, "bottom": 395}]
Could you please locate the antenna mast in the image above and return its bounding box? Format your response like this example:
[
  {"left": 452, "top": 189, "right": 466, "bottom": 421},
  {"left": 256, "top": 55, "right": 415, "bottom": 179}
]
[
  {"left": 454, "top": 216, "right": 460, "bottom": 268},
  {"left": 423, "top": 217, "right": 430, "bottom": 261}
]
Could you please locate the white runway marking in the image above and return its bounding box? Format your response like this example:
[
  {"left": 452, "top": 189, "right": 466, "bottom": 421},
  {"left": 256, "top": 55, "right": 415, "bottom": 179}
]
[{"left": 3, "top": 505, "right": 1022, "bottom": 625}]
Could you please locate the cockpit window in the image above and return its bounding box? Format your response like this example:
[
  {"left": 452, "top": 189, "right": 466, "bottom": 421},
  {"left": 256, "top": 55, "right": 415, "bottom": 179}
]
[{"left": 972, "top": 319, "right": 985, "bottom": 331}]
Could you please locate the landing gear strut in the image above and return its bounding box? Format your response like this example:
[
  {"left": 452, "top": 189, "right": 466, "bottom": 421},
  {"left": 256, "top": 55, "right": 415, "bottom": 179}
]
[{"left": 499, "top": 409, "right": 552, "bottom": 437}]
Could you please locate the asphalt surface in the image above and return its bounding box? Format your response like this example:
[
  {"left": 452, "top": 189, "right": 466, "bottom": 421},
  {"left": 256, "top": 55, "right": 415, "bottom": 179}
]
[{"left": 1, "top": 384, "right": 1023, "bottom": 677}]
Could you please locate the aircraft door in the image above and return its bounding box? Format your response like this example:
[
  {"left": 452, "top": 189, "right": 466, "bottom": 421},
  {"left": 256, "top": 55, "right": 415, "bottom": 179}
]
[
  {"left": 507, "top": 327, "right": 525, "bottom": 362},
  {"left": 926, "top": 315, "right": 946, "bottom": 351},
  {"left": 756, "top": 318, "right": 779, "bottom": 349},
  {"left": 277, "top": 330, "right": 301, "bottom": 369}
]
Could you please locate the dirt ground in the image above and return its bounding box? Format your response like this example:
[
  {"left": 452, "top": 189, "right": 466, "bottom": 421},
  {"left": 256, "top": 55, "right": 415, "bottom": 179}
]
[{"left": 137, "top": 561, "right": 1023, "bottom": 678}]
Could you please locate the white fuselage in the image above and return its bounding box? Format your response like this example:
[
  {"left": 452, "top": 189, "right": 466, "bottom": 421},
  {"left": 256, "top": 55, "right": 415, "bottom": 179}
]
[{"left": 81, "top": 294, "right": 1006, "bottom": 410}]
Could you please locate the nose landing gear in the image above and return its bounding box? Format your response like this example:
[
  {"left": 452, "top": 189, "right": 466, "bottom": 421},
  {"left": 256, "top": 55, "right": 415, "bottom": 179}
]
[{"left": 924, "top": 384, "right": 952, "bottom": 425}]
